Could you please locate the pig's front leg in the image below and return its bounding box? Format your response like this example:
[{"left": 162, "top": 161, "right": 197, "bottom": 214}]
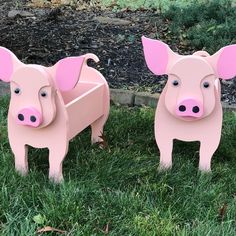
[
  {"left": 156, "top": 134, "right": 173, "bottom": 170},
  {"left": 199, "top": 138, "right": 219, "bottom": 172},
  {"left": 11, "top": 143, "right": 29, "bottom": 175},
  {"left": 158, "top": 140, "right": 173, "bottom": 170},
  {"left": 48, "top": 143, "right": 68, "bottom": 183}
]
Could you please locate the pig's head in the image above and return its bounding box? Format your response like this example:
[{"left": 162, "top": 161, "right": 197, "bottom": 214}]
[
  {"left": 142, "top": 36, "right": 236, "bottom": 121},
  {"left": 0, "top": 47, "right": 84, "bottom": 128}
]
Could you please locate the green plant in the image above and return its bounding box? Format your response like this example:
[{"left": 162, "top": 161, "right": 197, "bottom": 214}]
[
  {"left": 163, "top": 0, "right": 236, "bottom": 53},
  {"left": 101, "top": 0, "right": 205, "bottom": 11}
]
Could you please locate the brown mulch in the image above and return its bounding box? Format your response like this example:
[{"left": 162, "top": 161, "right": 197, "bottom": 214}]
[{"left": 0, "top": 0, "right": 235, "bottom": 104}]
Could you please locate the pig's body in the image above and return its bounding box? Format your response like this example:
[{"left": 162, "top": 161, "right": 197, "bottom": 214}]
[
  {"left": 142, "top": 36, "right": 236, "bottom": 171},
  {"left": 155, "top": 82, "right": 222, "bottom": 170},
  {"left": 63, "top": 54, "right": 110, "bottom": 142},
  {"left": 0, "top": 50, "right": 109, "bottom": 182},
  {"left": 8, "top": 90, "right": 69, "bottom": 181}
]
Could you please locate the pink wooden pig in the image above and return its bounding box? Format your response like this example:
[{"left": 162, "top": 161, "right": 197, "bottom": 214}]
[
  {"left": 0, "top": 48, "right": 109, "bottom": 182},
  {"left": 142, "top": 36, "right": 236, "bottom": 171}
]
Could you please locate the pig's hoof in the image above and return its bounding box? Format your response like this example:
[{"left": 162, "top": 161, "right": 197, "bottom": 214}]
[
  {"left": 15, "top": 167, "right": 28, "bottom": 176},
  {"left": 199, "top": 167, "right": 211, "bottom": 173},
  {"left": 49, "top": 175, "right": 64, "bottom": 184},
  {"left": 158, "top": 164, "right": 172, "bottom": 172},
  {"left": 91, "top": 137, "right": 102, "bottom": 144}
]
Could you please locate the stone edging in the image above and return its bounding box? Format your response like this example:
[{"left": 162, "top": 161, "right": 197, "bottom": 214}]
[
  {"left": 1, "top": 82, "right": 236, "bottom": 111},
  {"left": 110, "top": 88, "right": 236, "bottom": 111}
]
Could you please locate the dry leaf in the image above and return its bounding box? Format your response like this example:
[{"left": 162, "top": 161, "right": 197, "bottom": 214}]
[
  {"left": 103, "top": 223, "right": 109, "bottom": 234},
  {"left": 30, "top": 0, "right": 49, "bottom": 7},
  {"left": 98, "top": 132, "right": 110, "bottom": 152},
  {"left": 218, "top": 203, "right": 227, "bottom": 222},
  {"left": 37, "top": 226, "right": 66, "bottom": 234},
  {"left": 30, "top": 0, "right": 102, "bottom": 9}
]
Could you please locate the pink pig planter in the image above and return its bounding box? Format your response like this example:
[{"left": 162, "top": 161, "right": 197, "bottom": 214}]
[
  {"left": 142, "top": 36, "right": 236, "bottom": 172},
  {"left": 0, "top": 47, "right": 109, "bottom": 183}
]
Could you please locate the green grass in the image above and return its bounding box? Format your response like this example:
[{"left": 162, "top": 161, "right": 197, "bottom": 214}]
[
  {"left": 101, "top": 0, "right": 195, "bottom": 11},
  {"left": 101, "top": 0, "right": 236, "bottom": 11},
  {"left": 1, "top": 95, "right": 236, "bottom": 235}
]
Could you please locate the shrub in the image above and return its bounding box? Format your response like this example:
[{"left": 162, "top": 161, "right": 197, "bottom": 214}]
[{"left": 162, "top": 0, "right": 236, "bottom": 53}]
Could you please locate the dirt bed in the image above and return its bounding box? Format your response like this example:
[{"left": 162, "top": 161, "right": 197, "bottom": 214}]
[{"left": 0, "top": 0, "right": 235, "bottom": 104}]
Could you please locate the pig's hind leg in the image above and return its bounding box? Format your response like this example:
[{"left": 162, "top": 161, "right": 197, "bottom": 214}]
[
  {"left": 91, "top": 118, "right": 105, "bottom": 144},
  {"left": 91, "top": 85, "right": 110, "bottom": 144}
]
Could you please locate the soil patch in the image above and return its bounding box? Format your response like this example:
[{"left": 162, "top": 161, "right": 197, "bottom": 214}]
[{"left": 0, "top": 1, "right": 235, "bottom": 104}]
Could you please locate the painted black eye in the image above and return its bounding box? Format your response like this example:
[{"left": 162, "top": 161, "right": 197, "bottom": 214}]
[
  {"left": 203, "top": 82, "right": 210, "bottom": 88},
  {"left": 40, "top": 91, "right": 47, "bottom": 97},
  {"left": 14, "top": 88, "right": 21, "bottom": 94},
  {"left": 172, "top": 80, "right": 179, "bottom": 86}
]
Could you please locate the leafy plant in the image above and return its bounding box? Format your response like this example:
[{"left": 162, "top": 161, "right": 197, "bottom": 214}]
[
  {"left": 102, "top": 0, "right": 202, "bottom": 11},
  {"left": 162, "top": 0, "right": 236, "bottom": 53}
]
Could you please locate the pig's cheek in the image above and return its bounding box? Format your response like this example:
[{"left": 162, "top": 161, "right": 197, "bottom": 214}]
[
  {"left": 202, "top": 89, "right": 216, "bottom": 117},
  {"left": 9, "top": 97, "right": 19, "bottom": 119},
  {"left": 164, "top": 87, "right": 179, "bottom": 116},
  {"left": 40, "top": 98, "right": 56, "bottom": 126}
]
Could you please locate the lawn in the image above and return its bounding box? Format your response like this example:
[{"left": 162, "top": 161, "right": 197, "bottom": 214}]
[
  {"left": 0, "top": 96, "right": 236, "bottom": 235},
  {"left": 101, "top": 0, "right": 235, "bottom": 11}
]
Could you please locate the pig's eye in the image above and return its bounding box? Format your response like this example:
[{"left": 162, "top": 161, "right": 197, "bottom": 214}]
[
  {"left": 203, "top": 82, "right": 210, "bottom": 88},
  {"left": 172, "top": 80, "right": 179, "bottom": 86},
  {"left": 14, "top": 88, "right": 21, "bottom": 94},
  {"left": 40, "top": 91, "right": 47, "bottom": 97}
]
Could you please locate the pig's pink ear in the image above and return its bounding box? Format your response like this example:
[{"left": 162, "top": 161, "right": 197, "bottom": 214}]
[
  {"left": 209, "top": 45, "right": 236, "bottom": 80},
  {"left": 54, "top": 56, "right": 85, "bottom": 91},
  {"left": 0, "top": 47, "right": 21, "bottom": 82},
  {"left": 142, "top": 36, "right": 170, "bottom": 75}
]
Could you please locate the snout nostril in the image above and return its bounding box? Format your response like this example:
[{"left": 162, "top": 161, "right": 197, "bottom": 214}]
[
  {"left": 18, "top": 114, "right": 24, "bottom": 121},
  {"left": 30, "top": 116, "right": 37, "bottom": 123},
  {"left": 192, "top": 106, "right": 200, "bottom": 113},
  {"left": 179, "top": 105, "right": 186, "bottom": 112}
]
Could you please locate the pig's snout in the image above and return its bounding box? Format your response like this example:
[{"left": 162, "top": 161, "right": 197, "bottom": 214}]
[
  {"left": 176, "top": 99, "right": 203, "bottom": 118},
  {"left": 17, "top": 107, "right": 42, "bottom": 127}
]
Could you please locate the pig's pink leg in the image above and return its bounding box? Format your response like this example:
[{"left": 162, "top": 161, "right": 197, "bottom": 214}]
[
  {"left": 199, "top": 140, "right": 219, "bottom": 172},
  {"left": 156, "top": 137, "right": 173, "bottom": 170},
  {"left": 48, "top": 144, "right": 68, "bottom": 183},
  {"left": 12, "top": 144, "right": 28, "bottom": 175},
  {"left": 91, "top": 118, "right": 104, "bottom": 144}
]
